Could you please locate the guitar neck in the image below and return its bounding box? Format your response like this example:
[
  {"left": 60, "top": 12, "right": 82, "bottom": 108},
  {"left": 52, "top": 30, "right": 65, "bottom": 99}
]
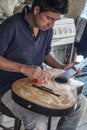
[{"left": 59, "top": 57, "right": 87, "bottom": 82}]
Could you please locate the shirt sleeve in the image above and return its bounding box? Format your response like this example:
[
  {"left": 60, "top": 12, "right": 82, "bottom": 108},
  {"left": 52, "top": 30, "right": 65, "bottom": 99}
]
[{"left": 0, "top": 17, "right": 15, "bottom": 56}]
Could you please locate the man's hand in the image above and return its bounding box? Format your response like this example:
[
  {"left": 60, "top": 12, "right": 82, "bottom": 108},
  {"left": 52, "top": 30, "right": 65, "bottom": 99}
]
[
  {"left": 64, "top": 61, "right": 82, "bottom": 77},
  {"left": 21, "top": 65, "right": 49, "bottom": 83},
  {"left": 64, "top": 62, "right": 77, "bottom": 70}
]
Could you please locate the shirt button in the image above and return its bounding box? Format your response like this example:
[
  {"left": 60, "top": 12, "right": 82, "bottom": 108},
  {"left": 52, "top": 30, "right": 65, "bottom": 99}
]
[
  {"left": 32, "top": 34, "right": 34, "bottom": 37},
  {"left": 29, "top": 25, "right": 31, "bottom": 28}
]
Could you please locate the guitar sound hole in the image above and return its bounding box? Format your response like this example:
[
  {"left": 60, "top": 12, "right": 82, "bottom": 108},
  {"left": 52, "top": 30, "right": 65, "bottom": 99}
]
[{"left": 55, "top": 77, "right": 67, "bottom": 83}]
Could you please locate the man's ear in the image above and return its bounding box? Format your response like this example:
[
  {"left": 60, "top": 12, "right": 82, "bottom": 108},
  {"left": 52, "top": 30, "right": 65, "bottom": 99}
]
[{"left": 34, "top": 6, "right": 40, "bottom": 15}]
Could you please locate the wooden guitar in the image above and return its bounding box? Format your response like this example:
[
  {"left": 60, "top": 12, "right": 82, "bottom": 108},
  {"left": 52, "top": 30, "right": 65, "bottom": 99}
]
[{"left": 11, "top": 68, "right": 84, "bottom": 117}]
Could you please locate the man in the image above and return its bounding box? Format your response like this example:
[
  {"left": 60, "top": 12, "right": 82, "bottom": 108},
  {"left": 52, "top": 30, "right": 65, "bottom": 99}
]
[
  {"left": 0, "top": 0, "right": 86, "bottom": 130},
  {"left": 73, "top": 17, "right": 87, "bottom": 96}
]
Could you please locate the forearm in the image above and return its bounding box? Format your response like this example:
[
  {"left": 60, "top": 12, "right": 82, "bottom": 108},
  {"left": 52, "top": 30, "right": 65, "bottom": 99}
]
[
  {"left": 44, "top": 54, "right": 65, "bottom": 69},
  {"left": 0, "top": 56, "right": 47, "bottom": 81},
  {"left": 0, "top": 56, "right": 25, "bottom": 73}
]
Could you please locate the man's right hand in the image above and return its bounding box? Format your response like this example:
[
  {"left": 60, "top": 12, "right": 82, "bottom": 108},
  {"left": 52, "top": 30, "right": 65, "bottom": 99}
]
[{"left": 21, "top": 65, "right": 49, "bottom": 83}]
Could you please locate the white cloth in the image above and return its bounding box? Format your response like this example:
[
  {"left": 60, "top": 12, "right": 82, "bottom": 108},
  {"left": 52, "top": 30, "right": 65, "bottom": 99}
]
[{"left": 0, "top": 0, "right": 18, "bottom": 16}]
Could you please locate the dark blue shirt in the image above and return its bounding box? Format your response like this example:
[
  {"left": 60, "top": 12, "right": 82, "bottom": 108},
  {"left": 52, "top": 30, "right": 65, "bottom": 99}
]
[
  {"left": 74, "top": 23, "right": 87, "bottom": 58},
  {"left": 0, "top": 6, "right": 53, "bottom": 95}
]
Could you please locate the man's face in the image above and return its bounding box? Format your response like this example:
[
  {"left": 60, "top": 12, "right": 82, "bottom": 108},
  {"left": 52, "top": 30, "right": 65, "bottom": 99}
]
[{"left": 33, "top": 7, "right": 61, "bottom": 31}]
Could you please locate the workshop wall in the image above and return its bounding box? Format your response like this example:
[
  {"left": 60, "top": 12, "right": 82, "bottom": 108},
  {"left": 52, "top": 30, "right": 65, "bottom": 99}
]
[{"left": 65, "top": 0, "right": 86, "bottom": 20}]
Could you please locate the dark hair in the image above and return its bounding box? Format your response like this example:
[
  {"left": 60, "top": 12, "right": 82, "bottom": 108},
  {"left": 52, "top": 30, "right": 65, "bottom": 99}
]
[{"left": 31, "top": 0, "right": 68, "bottom": 14}]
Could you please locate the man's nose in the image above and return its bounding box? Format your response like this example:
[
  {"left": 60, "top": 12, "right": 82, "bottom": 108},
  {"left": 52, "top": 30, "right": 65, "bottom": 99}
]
[
  {"left": 48, "top": 21, "right": 55, "bottom": 28},
  {"left": 49, "top": 22, "right": 55, "bottom": 28}
]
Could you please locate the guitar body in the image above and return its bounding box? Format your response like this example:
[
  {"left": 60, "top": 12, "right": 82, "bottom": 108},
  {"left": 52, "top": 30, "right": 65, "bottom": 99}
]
[{"left": 11, "top": 68, "right": 84, "bottom": 116}]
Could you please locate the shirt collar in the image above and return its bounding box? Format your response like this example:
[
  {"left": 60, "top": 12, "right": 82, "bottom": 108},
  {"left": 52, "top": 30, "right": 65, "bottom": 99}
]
[{"left": 22, "top": 5, "right": 30, "bottom": 25}]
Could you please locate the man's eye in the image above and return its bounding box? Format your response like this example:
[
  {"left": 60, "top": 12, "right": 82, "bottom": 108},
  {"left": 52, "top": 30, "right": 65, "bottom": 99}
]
[
  {"left": 47, "top": 17, "right": 53, "bottom": 22},
  {"left": 47, "top": 17, "right": 52, "bottom": 21}
]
